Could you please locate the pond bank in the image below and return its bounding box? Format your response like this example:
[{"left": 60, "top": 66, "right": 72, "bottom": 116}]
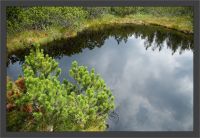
[{"left": 7, "top": 14, "right": 193, "bottom": 55}]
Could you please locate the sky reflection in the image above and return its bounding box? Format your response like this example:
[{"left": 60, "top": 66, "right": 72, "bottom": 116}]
[
  {"left": 7, "top": 34, "right": 193, "bottom": 131},
  {"left": 67, "top": 36, "right": 193, "bottom": 131}
]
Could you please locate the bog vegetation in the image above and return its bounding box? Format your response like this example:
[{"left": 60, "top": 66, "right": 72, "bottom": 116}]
[
  {"left": 7, "top": 7, "right": 193, "bottom": 34},
  {"left": 6, "top": 7, "right": 193, "bottom": 55},
  {"left": 7, "top": 44, "right": 115, "bottom": 131}
]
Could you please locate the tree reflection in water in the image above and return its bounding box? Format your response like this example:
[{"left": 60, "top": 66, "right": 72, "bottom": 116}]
[{"left": 7, "top": 24, "right": 193, "bottom": 66}]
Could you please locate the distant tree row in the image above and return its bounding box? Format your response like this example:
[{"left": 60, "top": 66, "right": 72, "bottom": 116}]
[{"left": 6, "top": 7, "right": 193, "bottom": 34}]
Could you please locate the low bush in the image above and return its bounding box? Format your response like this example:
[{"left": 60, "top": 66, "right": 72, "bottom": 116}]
[
  {"left": 7, "top": 7, "right": 193, "bottom": 34},
  {"left": 6, "top": 7, "right": 88, "bottom": 34},
  {"left": 6, "top": 44, "right": 115, "bottom": 131}
]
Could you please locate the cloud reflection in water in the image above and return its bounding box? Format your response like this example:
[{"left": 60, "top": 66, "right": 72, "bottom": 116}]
[
  {"left": 7, "top": 25, "right": 193, "bottom": 131},
  {"left": 66, "top": 36, "right": 193, "bottom": 131}
]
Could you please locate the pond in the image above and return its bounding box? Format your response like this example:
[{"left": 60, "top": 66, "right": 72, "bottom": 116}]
[{"left": 7, "top": 24, "right": 193, "bottom": 131}]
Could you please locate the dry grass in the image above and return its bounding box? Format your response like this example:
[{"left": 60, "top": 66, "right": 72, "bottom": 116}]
[{"left": 127, "top": 14, "right": 193, "bottom": 33}]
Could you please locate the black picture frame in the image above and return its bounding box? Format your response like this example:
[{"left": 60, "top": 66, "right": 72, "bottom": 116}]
[{"left": 0, "top": 0, "right": 199, "bottom": 137}]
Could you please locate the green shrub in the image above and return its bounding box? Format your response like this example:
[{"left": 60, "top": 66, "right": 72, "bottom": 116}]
[
  {"left": 6, "top": 7, "right": 88, "bottom": 33},
  {"left": 83, "top": 7, "right": 111, "bottom": 19},
  {"left": 7, "top": 44, "right": 115, "bottom": 131},
  {"left": 6, "top": 6, "right": 193, "bottom": 34},
  {"left": 110, "top": 7, "right": 137, "bottom": 16}
]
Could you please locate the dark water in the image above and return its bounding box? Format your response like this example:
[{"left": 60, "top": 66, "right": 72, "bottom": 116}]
[{"left": 7, "top": 24, "right": 193, "bottom": 131}]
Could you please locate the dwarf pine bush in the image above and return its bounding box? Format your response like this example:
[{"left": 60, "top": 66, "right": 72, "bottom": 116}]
[{"left": 7, "top": 44, "right": 115, "bottom": 131}]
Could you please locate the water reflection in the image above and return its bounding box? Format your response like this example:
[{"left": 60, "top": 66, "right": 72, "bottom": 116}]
[
  {"left": 7, "top": 24, "right": 193, "bottom": 66},
  {"left": 7, "top": 24, "right": 193, "bottom": 131}
]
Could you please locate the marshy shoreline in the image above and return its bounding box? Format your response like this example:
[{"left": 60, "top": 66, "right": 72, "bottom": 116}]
[{"left": 7, "top": 14, "right": 193, "bottom": 56}]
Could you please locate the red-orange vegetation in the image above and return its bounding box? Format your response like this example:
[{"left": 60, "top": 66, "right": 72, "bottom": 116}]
[
  {"left": 7, "top": 90, "right": 14, "bottom": 98},
  {"left": 15, "top": 77, "right": 26, "bottom": 91},
  {"left": 23, "top": 104, "right": 33, "bottom": 113},
  {"left": 6, "top": 103, "right": 16, "bottom": 111}
]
